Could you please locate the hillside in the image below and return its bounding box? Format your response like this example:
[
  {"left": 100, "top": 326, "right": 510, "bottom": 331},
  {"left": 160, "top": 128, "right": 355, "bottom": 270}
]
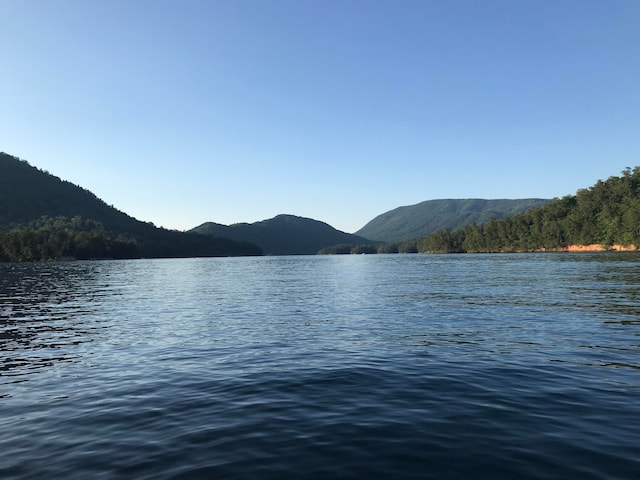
[
  {"left": 191, "top": 215, "right": 375, "bottom": 255},
  {"left": 419, "top": 167, "right": 640, "bottom": 253},
  {"left": 0, "top": 152, "right": 262, "bottom": 260},
  {"left": 355, "top": 198, "right": 549, "bottom": 242}
]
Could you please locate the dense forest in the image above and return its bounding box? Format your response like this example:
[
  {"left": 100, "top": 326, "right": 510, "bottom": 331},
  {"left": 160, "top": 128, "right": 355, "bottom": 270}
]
[
  {"left": 0, "top": 216, "right": 138, "bottom": 262},
  {"left": 0, "top": 215, "right": 262, "bottom": 262},
  {"left": 320, "top": 168, "right": 640, "bottom": 255},
  {"left": 0, "top": 153, "right": 262, "bottom": 261},
  {"left": 419, "top": 167, "right": 640, "bottom": 253}
]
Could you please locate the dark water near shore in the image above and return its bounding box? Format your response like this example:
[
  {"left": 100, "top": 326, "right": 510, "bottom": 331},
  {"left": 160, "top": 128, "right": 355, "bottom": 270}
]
[{"left": 1, "top": 253, "right": 639, "bottom": 479}]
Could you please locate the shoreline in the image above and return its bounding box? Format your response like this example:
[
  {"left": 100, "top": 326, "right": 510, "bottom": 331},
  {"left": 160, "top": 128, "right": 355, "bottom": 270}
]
[{"left": 541, "top": 244, "right": 637, "bottom": 252}]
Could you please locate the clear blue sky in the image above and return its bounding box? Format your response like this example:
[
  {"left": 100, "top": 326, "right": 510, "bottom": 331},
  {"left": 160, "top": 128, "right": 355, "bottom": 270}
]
[{"left": 2, "top": 0, "right": 639, "bottom": 233}]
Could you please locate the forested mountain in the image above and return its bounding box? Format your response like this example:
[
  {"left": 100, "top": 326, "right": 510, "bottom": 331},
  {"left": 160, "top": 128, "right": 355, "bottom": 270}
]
[
  {"left": 0, "top": 152, "right": 262, "bottom": 261},
  {"left": 7, "top": 150, "right": 633, "bottom": 260},
  {"left": 419, "top": 168, "right": 640, "bottom": 253},
  {"left": 191, "top": 215, "right": 375, "bottom": 255},
  {"left": 356, "top": 198, "right": 549, "bottom": 243}
]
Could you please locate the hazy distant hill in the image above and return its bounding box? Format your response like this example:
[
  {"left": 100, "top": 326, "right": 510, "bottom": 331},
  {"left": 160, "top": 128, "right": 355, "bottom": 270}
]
[
  {"left": 191, "top": 215, "right": 374, "bottom": 255},
  {"left": 356, "top": 198, "right": 549, "bottom": 243},
  {"left": 0, "top": 152, "right": 262, "bottom": 259}
]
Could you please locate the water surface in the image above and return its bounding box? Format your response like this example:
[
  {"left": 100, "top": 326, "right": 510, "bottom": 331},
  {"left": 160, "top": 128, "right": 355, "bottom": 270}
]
[{"left": 1, "top": 254, "right": 639, "bottom": 478}]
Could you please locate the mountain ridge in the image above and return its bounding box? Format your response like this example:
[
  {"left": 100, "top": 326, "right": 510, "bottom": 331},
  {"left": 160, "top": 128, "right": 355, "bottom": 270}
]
[
  {"left": 0, "top": 152, "right": 262, "bottom": 259},
  {"left": 191, "top": 214, "right": 375, "bottom": 255},
  {"left": 0, "top": 151, "right": 576, "bottom": 259},
  {"left": 356, "top": 198, "right": 550, "bottom": 243},
  {"left": 418, "top": 167, "right": 640, "bottom": 253}
]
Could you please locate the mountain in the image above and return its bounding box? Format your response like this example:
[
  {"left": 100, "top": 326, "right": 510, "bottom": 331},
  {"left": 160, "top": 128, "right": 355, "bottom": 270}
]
[
  {"left": 419, "top": 167, "right": 640, "bottom": 253},
  {"left": 191, "top": 215, "right": 375, "bottom": 255},
  {"left": 355, "top": 198, "right": 550, "bottom": 243},
  {"left": 0, "top": 152, "right": 262, "bottom": 260}
]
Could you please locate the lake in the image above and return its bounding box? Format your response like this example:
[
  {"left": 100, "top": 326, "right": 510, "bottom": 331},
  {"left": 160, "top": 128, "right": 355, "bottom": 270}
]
[{"left": 1, "top": 253, "right": 639, "bottom": 479}]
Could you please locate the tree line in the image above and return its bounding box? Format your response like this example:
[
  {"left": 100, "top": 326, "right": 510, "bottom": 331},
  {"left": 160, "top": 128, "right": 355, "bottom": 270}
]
[
  {"left": 0, "top": 215, "right": 263, "bottom": 262},
  {"left": 317, "top": 240, "right": 419, "bottom": 255},
  {"left": 420, "top": 167, "right": 640, "bottom": 253},
  {"left": 319, "top": 167, "right": 640, "bottom": 255},
  {"left": 0, "top": 216, "right": 138, "bottom": 261},
  {"left": 1, "top": 153, "right": 266, "bottom": 261}
]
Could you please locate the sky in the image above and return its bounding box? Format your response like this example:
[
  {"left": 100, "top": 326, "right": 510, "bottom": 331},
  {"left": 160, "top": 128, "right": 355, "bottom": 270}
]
[{"left": 1, "top": 0, "right": 639, "bottom": 233}]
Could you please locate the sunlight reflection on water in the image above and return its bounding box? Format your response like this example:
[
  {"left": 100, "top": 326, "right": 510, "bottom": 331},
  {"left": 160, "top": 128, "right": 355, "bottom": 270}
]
[{"left": 1, "top": 253, "right": 639, "bottom": 479}]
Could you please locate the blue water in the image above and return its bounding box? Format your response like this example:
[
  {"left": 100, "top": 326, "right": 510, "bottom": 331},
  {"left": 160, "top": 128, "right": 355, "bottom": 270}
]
[{"left": 1, "top": 254, "right": 639, "bottom": 479}]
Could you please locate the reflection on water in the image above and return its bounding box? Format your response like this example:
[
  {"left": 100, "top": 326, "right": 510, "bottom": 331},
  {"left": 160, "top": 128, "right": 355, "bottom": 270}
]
[{"left": 1, "top": 254, "right": 640, "bottom": 479}]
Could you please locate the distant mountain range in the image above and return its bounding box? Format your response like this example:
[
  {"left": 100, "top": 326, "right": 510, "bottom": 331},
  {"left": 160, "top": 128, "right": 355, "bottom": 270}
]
[
  {"left": 355, "top": 198, "right": 550, "bottom": 242},
  {"left": 190, "top": 215, "right": 374, "bottom": 255},
  {"left": 191, "top": 199, "right": 552, "bottom": 253},
  {"left": 1, "top": 150, "right": 556, "bottom": 259}
]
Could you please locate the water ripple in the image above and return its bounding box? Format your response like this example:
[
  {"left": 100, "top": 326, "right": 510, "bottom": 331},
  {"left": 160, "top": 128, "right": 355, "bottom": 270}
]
[{"left": 1, "top": 254, "right": 640, "bottom": 479}]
